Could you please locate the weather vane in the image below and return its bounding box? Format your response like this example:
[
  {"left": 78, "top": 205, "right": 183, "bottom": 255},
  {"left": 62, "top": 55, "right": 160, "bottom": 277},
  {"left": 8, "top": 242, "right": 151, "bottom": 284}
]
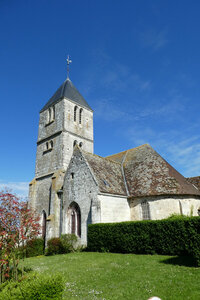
[{"left": 66, "top": 55, "right": 72, "bottom": 79}]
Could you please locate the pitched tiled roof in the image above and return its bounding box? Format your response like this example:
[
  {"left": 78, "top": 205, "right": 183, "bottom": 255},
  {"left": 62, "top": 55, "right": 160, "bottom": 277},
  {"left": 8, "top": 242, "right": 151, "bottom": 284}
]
[
  {"left": 83, "top": 151, "right": 127, "bottom": 196},
  {"left": 187, "top": 176, "right": 200, "bottom": 191},
  {"left": 40, "top": 78, "right": 92, "bottom": 112},
  {"left": 106, "top": 144, "right": 200, "bottom": 197}
]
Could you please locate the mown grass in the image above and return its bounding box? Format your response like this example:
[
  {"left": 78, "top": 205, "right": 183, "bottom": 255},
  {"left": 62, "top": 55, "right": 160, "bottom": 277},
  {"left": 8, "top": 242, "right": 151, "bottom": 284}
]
[{"left": 23, "top": 252, "right": 200, "bottom": 300}]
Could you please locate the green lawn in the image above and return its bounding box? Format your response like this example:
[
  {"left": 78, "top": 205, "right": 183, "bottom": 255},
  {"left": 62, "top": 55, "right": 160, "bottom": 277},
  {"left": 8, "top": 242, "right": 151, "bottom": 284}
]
[{"left": 23, "top": 252, "right": 200, "bottom": 300}]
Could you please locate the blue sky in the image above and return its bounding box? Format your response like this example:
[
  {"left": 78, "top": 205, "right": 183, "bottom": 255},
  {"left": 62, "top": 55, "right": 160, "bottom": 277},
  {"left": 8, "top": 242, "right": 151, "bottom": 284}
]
[{"left": 1, "top": 0, "right": 200, "bottom": 198}]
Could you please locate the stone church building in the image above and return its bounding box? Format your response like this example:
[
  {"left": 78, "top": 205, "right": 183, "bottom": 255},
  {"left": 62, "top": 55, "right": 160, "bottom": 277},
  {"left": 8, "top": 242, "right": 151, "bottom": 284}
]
[{"left": 29, "top": 75, "right": 200, "bottom": 245}]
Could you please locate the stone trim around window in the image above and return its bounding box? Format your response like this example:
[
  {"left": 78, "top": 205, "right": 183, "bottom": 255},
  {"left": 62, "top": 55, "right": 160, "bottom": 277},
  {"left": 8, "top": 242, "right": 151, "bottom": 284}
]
[{"left": 43, "top": 140, "right": 54, "bottom": 154}]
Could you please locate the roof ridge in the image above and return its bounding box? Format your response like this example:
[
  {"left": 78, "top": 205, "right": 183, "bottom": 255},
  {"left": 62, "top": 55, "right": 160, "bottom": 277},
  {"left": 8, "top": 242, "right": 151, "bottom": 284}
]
[
  {"left": 82, "top": 150, "right": 121, "bottom": 165},
  {"left": 106, "top": 143, "right": 150, "bottom": 158}
]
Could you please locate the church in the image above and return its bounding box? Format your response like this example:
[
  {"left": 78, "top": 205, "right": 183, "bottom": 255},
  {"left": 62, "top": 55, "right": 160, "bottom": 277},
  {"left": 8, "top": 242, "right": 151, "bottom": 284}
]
[{"left": 29, "top": 70, "right": 200, "bottom": 245}]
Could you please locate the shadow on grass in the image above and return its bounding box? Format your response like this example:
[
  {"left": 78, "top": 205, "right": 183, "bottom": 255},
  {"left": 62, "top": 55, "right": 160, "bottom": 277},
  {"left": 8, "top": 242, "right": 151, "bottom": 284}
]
[{"left": 160, "top": 255, "right": 197, "bottom": 268}]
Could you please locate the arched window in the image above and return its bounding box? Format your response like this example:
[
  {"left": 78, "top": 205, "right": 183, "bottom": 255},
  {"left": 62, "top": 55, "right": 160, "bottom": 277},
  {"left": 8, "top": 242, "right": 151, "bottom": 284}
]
[
  {"left": 141, "top": 201, "right": 151, "bottom": 220},
  {"left": 79, "top": 108, "right": 83, "bottom": 124},
  {"left": 73, "top": 140, "right": 77, "bottom": 147},
  {"left": 46, "top": 142, "right": 49, "bottom": 150},
  {"left": 79, "top": 142, "right": 83, "bottom": 148},
  {"left": 68, "top": 202, "right": 81, "bottom": 237},
  {"left": 50, "top": 140, "right": 53, "bottom": 149},
  {"left": 74, "top": 106, "right": 78, "bottom": 122}
]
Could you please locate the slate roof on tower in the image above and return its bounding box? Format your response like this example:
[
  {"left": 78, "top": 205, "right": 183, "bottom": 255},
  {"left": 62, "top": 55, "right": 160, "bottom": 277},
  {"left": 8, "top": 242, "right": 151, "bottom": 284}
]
[{"left": 40, "top": 78, "right": 93, "bottom": 112}]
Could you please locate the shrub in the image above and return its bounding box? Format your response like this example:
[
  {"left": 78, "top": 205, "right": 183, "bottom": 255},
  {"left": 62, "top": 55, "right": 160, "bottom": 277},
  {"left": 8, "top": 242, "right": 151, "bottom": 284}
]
[
  {"left": 45, "top": 235, "right": 80, "bottom": 256},
  {"left": 0, "top": 273, "right": 64, "bottom": 299},
  {"left": 87, "top": 217, "right": 200, "bottom": 266},
  {"left": 60, "top": 234, "right": 78, "bottom": 253},
  {"left": 45, "top": 238, "right": 65, "bottom": 256},
  {"left": 26, "top": 238, "right": 44, "bottom": 257},
  {"left": 0, "top": 191, "right": 40, "bottom": 283},
  {"left": 166, "top": 213, "right": 188, "bottom": 220}
]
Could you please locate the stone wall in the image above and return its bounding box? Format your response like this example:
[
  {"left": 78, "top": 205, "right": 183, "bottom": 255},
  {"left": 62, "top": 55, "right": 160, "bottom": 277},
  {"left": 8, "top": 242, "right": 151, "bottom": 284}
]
[
  {"left": 63, "top": 98, "right": 93, "bottom": 147},
  {"left": 98, "top": 194, "right": 130, "bottom": 223},
  {"left": 35, "top": 133, "right": 63, "bottom": 177},
  {"left": 29, "top": 174, "right": 52, "bottom": 216},
  {"left": 62, "top": 148, "right": 98, "bottom": 245},
  {"left": 129, "top": 195, "right": 200, "bottom": 220},
  {"left": 35, "top": 98, "right": 93, "bottom": 178}
]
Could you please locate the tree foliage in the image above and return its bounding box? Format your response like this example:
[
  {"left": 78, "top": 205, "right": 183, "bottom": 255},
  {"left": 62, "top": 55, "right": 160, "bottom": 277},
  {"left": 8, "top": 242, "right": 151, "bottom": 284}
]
[{"left": 0, "top": 190, "right": 40, "bottom": 283}]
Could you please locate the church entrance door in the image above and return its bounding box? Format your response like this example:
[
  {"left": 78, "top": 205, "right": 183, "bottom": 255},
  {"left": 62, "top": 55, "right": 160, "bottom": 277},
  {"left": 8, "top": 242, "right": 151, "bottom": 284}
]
[{"left": 68, "top": 202, "right": 81, "bottom": 237}]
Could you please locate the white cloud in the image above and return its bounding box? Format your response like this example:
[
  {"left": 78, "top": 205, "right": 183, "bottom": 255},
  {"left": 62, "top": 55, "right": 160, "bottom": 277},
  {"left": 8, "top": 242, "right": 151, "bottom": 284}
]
[
  {"left": 101, "top": 63, "right": 151, "bottom": 93},
  {"left": 124, "top": 124, "right": 200, "bottom": 178},
  {"left": 141, "top": 28, "right": 168, "bottom": 51},
  {"left": 80, "top": 49, "right": 152, "bottom": 98},
  {"left": 94, "top": 91, "right": 185, "bottom": 124},
  {"left": 94, "top": 98, "right": 130, "bottom": 122},
  {"left": 0, "top": 181, "right": 29, "bottom": 199}
]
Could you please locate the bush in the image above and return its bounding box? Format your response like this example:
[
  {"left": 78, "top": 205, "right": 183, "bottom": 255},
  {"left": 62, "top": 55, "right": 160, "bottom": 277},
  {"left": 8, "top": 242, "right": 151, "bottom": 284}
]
[
  {"left": 87, "top": 217, "right": 200, "bottom": 266},
  {"left": 45, "top": 238, "right": 65, "bottom": 256},
  {"left": 26, "top": 238, "right": 44, "bottom": 257},
  {"left": 45, "top": 235, "right": 80, "bottom": 256},
  {"left": 0, "top": 273, "right": 64, "bottom": 299},
  {"left": 166, "top": 213, "right": 188, "bottom": 220},
  {"left": 60, "top": 234, "right": 78, "bottom": 253}
]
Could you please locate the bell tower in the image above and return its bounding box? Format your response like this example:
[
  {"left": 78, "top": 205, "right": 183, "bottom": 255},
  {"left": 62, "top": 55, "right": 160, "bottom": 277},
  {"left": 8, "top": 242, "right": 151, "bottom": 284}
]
[
  {"left": 35, "top": 77, "right": 93, "bottom": 178},
  {"left": 29, "top": 61, "right": 93, "bottom": 240}
]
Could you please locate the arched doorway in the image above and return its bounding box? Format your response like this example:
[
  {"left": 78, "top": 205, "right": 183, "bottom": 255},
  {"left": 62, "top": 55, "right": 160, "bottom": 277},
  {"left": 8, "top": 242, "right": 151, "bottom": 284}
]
[{"left": 68, "top": 202, "right": 81, "bottom": 237}]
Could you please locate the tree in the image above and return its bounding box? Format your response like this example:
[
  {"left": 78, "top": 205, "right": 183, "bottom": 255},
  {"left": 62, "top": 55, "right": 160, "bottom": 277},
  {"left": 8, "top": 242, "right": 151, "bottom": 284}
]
[{"left": 0, "top": 190, "right": 40, "bottom": 283}]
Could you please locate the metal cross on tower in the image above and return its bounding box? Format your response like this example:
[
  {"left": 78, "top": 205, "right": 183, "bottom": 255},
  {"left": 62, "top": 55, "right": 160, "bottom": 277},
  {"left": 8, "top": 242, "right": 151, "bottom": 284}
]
[{"left": 66, "top": 55, "right": 72, "bottom": 79}]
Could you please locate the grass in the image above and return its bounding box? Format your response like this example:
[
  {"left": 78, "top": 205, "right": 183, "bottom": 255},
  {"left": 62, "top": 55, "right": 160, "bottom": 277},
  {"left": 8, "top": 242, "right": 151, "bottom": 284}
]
[{"left": 22, "top": 252, "right": 199, "bottom": 300}]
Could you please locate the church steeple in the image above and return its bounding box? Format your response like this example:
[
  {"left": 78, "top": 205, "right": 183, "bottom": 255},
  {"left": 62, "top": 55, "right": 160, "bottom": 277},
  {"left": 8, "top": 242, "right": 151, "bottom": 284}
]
[
  {"left": 35, "top": 67, "right": 94, "bottom": 178},
  {"left": 40, "top": 78, "right": 93, "bottom": 113},
  {"left": 41, "top": 56, "right": 92, "bottom": 113},
  {"left": 29, "top": 64, "right": 94, "bottom": 241}
]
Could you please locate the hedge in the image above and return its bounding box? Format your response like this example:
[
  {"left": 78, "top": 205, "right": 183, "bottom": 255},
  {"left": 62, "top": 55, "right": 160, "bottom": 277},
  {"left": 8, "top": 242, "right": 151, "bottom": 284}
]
[
  {"left": 0, "top": 273, "right": 64, "bottom": 299},
  {"left": 87, "top": 217, "right": 200, "bottom": 266}
]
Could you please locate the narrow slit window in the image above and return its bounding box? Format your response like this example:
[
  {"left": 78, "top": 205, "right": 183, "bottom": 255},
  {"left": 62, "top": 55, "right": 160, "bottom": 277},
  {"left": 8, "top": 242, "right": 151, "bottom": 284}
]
[
  {"left": 48, "top": 108, "right": 51, "bottom": 123},
  {"left": 52, "top": 105, "right": 55, "bottom": 120},
  {"left": 47, "top": 109, "right": 50, "bottom": 123},
  {"left": 79, "top": 108, "right": 83, "bottom": 124},
  {"left": 74, "top": 106, "right": 78, "bottom": 122},
  {"left": 73, "top": 140, "right": 77, "bottom": 147}
]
